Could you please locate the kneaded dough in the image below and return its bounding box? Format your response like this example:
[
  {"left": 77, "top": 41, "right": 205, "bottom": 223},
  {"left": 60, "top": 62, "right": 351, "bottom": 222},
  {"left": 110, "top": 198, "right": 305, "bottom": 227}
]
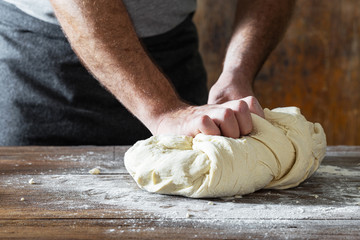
[{"left": 124, "top": 107, "right": 326, "bottom": 198}]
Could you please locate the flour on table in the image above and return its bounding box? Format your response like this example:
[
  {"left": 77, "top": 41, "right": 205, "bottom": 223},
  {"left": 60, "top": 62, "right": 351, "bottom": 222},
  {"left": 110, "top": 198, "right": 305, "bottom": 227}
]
[{"left": 124, "top": 107, "right": 326, "bottom": 198}]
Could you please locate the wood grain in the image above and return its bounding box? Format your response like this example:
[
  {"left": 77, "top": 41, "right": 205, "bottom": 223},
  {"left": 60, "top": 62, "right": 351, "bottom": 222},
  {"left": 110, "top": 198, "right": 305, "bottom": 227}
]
[
  {"left": 1, "top": 219, "right": 359, "bottom": 240},
  {"left": 194, "top": 0, "right": 360, "bottom": 145},
  {"left": 0, "top": 146, "right": 359, "bottom": 239}
]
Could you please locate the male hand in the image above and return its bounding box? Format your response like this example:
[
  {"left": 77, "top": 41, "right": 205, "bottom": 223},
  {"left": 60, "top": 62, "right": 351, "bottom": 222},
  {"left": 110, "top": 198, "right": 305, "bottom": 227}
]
[
  {"left": 208, "top": 72, "right": 265, "bottom": 118},
  {"left": 153, "top": 98, "right": 262, "bottom": 139}
]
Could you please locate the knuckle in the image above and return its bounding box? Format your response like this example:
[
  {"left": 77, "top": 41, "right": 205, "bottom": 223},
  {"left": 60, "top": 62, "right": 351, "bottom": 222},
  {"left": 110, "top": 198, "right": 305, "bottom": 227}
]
[
  {"left": 232, "top": 100, "right": 243, "bottom": 111},
  {"left": 247, "top": 96, "right": 258, "bottom": 107},
  {"left": 223, "top": 108, "right": 234, "bottom": 119},
  {"left": 238, "top": 100, "right": 249, "bottom": 113},
  {"left": 198, "top": 115, "right": 210, "bottom": 125},
  {"left": 245, "top": 95, "right": 255, "bottom": 101}
]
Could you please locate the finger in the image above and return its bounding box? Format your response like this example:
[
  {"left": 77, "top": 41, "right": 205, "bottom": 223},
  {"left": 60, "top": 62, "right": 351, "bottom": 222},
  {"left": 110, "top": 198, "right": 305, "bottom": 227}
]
[
  {"left": 212, "top": 108, "right": 240, "bottom": 138},
  {"left": 222, "top": 100, "right": 253, "bottom": 136},
  {"left": 242, "top": 96, "right": 265, "bottom": 118},
  {"left": 197, "top": 115, "right": 221, "bottom": 136},
  {"left": 234, "top": 100, "right": 253, "bottom": 135}
]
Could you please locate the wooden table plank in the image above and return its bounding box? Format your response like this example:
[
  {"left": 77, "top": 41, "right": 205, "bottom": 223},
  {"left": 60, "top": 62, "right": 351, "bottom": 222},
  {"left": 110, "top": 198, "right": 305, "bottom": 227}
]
[
  {"left": 1, "top": 219, "right": 359, "bottom": 240},
  {"left": 0, "top": 146, "right": 359, "bottom": 239},
  {"left": 1, "top": 172, "right": 359, "bottom": 219},
  {"left": 0, "top": 146, "right": 120, "bottom": 175}
]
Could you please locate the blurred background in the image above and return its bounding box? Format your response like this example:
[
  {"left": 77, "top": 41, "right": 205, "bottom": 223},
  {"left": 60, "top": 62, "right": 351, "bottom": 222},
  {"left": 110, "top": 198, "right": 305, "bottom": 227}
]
[{"left": 194, "top": 0, "right": 360, "bottom": 145}]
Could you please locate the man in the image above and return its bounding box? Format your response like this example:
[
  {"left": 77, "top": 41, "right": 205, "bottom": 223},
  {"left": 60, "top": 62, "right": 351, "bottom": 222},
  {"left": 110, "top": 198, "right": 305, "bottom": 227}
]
[{"left": 0, "top": 0, "right": 295, "bottom": 145}]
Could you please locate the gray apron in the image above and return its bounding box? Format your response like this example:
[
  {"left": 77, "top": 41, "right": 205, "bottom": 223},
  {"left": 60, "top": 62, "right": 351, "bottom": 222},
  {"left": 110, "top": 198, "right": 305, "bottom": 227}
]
[{"left": 0, "top": 1, "right": 207, "bottom": 145}]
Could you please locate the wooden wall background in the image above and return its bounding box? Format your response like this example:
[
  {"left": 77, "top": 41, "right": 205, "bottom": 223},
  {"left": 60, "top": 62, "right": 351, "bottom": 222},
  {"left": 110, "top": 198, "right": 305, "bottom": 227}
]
[{"left": 194, "top": 0, "right": 360, "bottom": 145}]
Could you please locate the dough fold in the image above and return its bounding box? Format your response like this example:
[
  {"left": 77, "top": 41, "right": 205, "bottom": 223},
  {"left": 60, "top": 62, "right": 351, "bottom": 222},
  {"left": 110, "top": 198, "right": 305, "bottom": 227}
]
[{"left": 124, "top": 107, "right": 326, "bottom": 198}]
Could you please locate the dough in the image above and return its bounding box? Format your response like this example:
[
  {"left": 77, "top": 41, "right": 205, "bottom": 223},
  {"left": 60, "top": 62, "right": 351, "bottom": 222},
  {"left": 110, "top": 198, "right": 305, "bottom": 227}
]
[
  {"left": 89, "top": 168, "right": 101, "bottom": 175},
  {"left": 124, "top": 107, "right": 326, "bottom": 198}
]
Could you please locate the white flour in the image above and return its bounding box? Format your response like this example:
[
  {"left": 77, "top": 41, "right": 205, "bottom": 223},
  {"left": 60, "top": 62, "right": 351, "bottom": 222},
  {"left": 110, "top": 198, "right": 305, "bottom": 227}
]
[
  {"left": 2, "top": 148, "right": 359, "bottom": 226},
  {"left": 5, "top": 163, "right": 358, "bottom": 221}
]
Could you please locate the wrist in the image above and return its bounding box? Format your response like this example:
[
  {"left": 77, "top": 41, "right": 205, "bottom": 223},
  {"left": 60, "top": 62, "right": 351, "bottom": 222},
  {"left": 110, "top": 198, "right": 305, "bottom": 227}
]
[
  {"left": 145, "top": 99, "right": 189, "bottom": 135},
  {"left": 217, "top": 71, "right": 254, "bottom": 97},
  {"left": 222, "top": 62, "right": 255, "bottom": 82}
]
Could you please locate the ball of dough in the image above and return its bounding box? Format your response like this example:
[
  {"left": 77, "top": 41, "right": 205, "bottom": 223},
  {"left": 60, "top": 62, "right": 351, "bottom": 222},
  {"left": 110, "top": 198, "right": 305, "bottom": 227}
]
[{"left": 124, "top": 107, "right": 326, "bottom": 198}]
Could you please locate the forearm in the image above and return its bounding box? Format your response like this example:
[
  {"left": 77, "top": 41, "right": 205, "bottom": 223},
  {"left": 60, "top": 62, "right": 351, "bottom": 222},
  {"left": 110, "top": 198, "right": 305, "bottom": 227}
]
[
  {"left": 50, "top": 0, "right": 266, "bottom": 138},
  {"left": 223, "top": 0, "right": 296, "bottom": 86},
  {"left": 50, "top": 0, "right": 184, "bottom": 133}
]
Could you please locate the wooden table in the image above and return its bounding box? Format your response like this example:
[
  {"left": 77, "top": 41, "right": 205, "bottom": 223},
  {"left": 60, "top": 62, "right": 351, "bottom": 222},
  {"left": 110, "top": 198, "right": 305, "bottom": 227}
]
[{"left": 0, "top": 146, "right": 359, "bottom": 239}]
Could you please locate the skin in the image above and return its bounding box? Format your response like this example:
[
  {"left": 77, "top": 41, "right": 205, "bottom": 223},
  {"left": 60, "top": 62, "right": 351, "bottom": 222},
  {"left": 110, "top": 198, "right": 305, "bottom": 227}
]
[
  {"left": 209, "top": 0, "right": 296, "bottom": 105},
  {"left": 49, "top": 0, "right": 295, "bottom": 139}
]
